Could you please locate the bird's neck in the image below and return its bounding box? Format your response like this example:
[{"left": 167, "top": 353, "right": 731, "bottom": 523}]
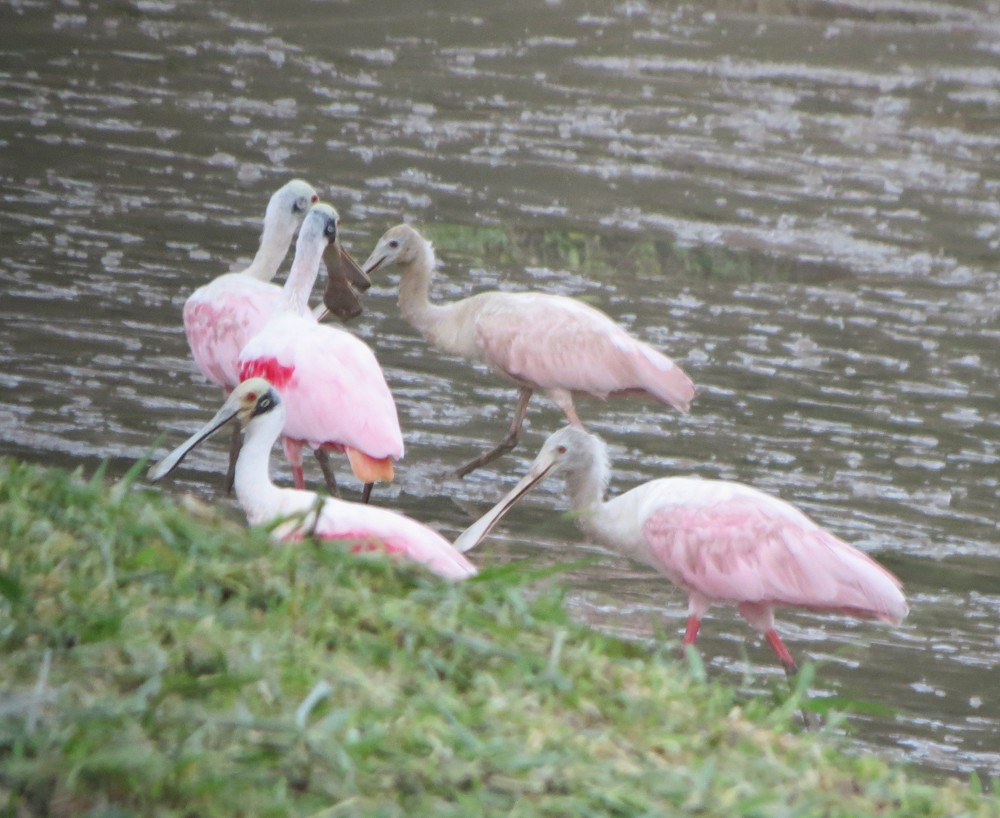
[
  {"left": 281, "top": 238, "right": 324, "bottom": 314},
  {"left": 233, "top": 410, "right": 285, "bottom": 525},
  {"left": 564, "top": 464, "right": 609, "bottom": 537},
  {"left": 397, "top": 242, "right": 446, "bottom": 339},
  {"left": 244, "top": 222, "right": 291, "bottom": 282}
]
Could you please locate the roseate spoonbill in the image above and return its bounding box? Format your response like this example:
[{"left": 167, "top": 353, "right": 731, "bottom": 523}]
[
  {"left": 453, "top": 427, "right": 908, "bottom": 674},
  {"left": 148, "top": 379, "right": 475, "bottom": 580},
  {"left": 239, "top": 204, "right": 402, "bottom": 503},
  {"left": 183, "top": 179, "right": 370, "bottom": 490},
  {"left": 360, "top": 224, "right": 696, "bottom": 479}
]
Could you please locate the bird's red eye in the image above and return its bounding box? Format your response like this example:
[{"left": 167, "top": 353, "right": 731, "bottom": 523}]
[
  {"left": 246, "top": 391, "right": 256, "bottom": 402},
  {"left": 556, "top": 445, "right": 567, "bottom": 454}
]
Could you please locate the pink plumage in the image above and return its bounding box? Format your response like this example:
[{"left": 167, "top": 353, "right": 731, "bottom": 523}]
[
  {"left": 471, "top": 292, "right": 695, "bottom": 412},
  {"left": 638, "top": 481, "right": 908, "bottom": 625},
  {"left": 312, "top": 500, "right": 476, "bottom": 581},
  {"left": 454, "top": 427, "right": 908, "bottom": 673},
  {"left": 185, "top": 277, "right": 280, "bottom": 390},
  {"left": 238, "top": 204, "right": 403, "bottom": 493},
  {"left": 183, "top": 179, "right": 318, "bottom": 394},
  {"left": 148, "top": 378, "right": 473, "bottom": 581},
  {"left": 361, "top": 223, "right": 695, "bottom": 478},
  {"left": 238, "top": 313, "right": 403, "bottom": 476}
]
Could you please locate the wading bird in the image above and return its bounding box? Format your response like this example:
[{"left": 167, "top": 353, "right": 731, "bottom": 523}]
[
  {"left": 183, "top": 179, "right": 370, "bottom": 490},
  {"left": 361, "top": 224, "right": 696, "bottom": 479},
  {"left": 148, "top": 378, "right": 475, "bottom": 580},
  {"left": 239, "top": 204, "right": 402, "bottom": 503},
  {"left": 454, "top": 427, "right": 908, "bottom": 674}
]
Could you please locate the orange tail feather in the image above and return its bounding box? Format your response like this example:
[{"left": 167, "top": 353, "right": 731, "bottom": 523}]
[{"left": 346, "top": 448, "right": 395, "bottom": 483}]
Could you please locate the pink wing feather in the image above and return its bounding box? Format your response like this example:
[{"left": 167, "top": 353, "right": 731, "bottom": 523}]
[
  {"left": 184, "top": 274, "right": 281, "bottom": 390},
  {"left": 473, "top": 293, "right": 694, "bottom": 412},
  {"left": 239, "top": 313, "right": 403, "bottom": 459},
  {"left": 314, "top": 497, "right": 476, "bottom": 580},
  {"left": 640, "top": 480, "right": 907, "bottom": 623}
]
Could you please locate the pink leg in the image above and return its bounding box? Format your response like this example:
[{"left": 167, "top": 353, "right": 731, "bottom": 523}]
[
  {"left": 765, "top": 629, "right": 799, "bottom": 676},
  {"left": 682, "top": 615, "right": 701, "bottom": 646},
  {"left": 550, "top": 388, "right": 584, "bottom": 428},
  {"left": 283, "top": 437, "right": 306, "bottom": 490}
]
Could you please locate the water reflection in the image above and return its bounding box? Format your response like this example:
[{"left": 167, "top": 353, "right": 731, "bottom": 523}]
[{"left": 1, "top": 0, "right": 998, "bottom": 783}]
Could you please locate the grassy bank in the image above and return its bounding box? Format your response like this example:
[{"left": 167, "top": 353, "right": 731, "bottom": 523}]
[{"left": 0, "top": 458, "right": 994, "bottom": 817}]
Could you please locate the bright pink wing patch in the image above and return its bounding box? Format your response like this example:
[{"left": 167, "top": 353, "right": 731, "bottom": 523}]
[{"left": 240, "top": 356, "right": 296, "bottom": 390}]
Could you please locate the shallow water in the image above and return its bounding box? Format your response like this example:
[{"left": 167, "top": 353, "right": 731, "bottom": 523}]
[{"left": 1, "top": 0, "right": 998, "bottom": 784}]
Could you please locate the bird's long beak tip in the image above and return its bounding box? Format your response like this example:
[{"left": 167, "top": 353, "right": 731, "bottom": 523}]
[
  {"left": 452, "top": 458, "right": 557, "bottom": 553},
  {"left": 146, "top": 404, "right": 240, "bottom": 484},
  {"left": 362, "top": 254, "right": 386, "bottom": 276}
]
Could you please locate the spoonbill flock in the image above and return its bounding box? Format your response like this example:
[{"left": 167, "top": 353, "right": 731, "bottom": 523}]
[{"left": 149, "top": 179, "right": 908, "bottom": 674}]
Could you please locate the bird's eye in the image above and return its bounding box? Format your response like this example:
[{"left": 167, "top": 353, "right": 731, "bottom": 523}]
[
  {"left": 388, "top": 240, "right": 399, "bottom": 249},
  {"left": 293, "top": 196, "right": 309, "bottom": 213},
  {"left": 324, "top": 222, "right": 337, "bottom": 238},
  {"left": 246, "top": 391, "right": 257, "bottom": 402},
  {"left": 556, "top": 445, "right": 567, "bottom": 455},
  {"left": 250, "top": 392, "right": 277, "bottom": 418}
]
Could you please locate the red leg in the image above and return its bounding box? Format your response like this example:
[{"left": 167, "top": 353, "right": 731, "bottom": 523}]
[
  {"left": 682, "top": 615, "right": 701, "bottom": 646},
  {"left": 283, "top": 438, "right": 306, "bottom": 490},
  {"left": 765, "top": 629, "right": 799, "bottom": 676}
]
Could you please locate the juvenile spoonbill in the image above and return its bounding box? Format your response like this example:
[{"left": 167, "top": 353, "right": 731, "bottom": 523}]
[
  {"left": 454, "top": 427, "right": 908, "bottom": 673},
  {"left": 239, "top": 204, "right": 402, "bottom": 503},
  {"left": 148, "top": 378, "right": 475, "bottom": 581},
  {"left": 361, "top": 224, "right": 696, "bottom": 478}
]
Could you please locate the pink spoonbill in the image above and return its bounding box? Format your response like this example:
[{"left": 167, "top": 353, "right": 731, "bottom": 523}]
[
  {"left": 361, "top": 224, "right": 696, "bottom": 479},
  {"left": 453, "top": 427, "right": 908, "bottom": 674},
  {"left": 239, "top": 204, "right": 402, "bottom": 503},
  {"left": 183, "top": 179, "right": 369, "bottom": 489},
  {"left": 148, "top": 378, "right": 475, "bottom": 581}
]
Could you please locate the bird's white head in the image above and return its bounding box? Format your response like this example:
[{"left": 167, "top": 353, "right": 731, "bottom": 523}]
[
  {"left": 533, "top": 426, "right": 607, "bottom": 476},
  {"left": 361, "top": 223, "right": 435, "bottom": 275},
  {"left": 228, "top": 377, "right": 284, "bottom": 429},
  {"left": 147, "top": 378, "right": 284, "bottom": 482},
  {"left": 265, "top": 179, "right": 319, "bottom": 236},
  {"left": 452, "top": 426, "right": 610, "bottom": 553},
  {"left": 296, "top": 202, "right": 340, "bottom": 249}
]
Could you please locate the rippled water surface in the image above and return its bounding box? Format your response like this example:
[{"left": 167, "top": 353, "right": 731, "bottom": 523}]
[{"left": 2, "top": 0, "right": 998, "bottom": 784}]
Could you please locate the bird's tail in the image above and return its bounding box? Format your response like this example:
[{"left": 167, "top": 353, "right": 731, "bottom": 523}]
[
  {"left": 636, "top": 344, "right": 696, "bottom": 413},
  {"left": 346, "top": 448, "right": 395, "bottom": 483}
]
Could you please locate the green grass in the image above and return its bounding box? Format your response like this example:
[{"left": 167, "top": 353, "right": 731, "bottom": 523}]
[{"left": 0, "top": 457, "right": 995, "bottom": 817}]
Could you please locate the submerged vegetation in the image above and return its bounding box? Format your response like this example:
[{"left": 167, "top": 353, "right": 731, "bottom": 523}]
[
  {"left": 0, "top": 458, "right": 994, "bottom": 817},
  {"left": 423, "top": 223, "right": 850, "bottom": 284}
]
